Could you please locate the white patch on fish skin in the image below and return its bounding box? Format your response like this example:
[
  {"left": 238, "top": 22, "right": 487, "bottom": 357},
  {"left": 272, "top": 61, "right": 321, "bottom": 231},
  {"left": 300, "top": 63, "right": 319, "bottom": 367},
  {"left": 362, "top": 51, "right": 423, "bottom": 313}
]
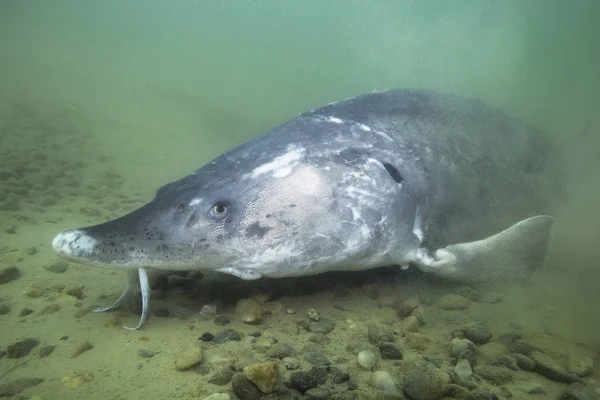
[
  {"left": 374, "top": 130, "right": 393, "bottom": 141},
  {"left": 52, "top": 229, "right": 97, "bottom": 258},
  {"left": 350, "top": 206, "right": 362, "bottom": 221},
  {"left": 247, "top": 148, "right": 305, "bottom": 179},
  {"left": 189, "top": 198, "right": 202, "bottom": 206},
  {"left": 327, "top": 116, "right": 344, "bottom": 124},
  {"left": 359, "top": 124, "right": 371, "bottom": 132}
]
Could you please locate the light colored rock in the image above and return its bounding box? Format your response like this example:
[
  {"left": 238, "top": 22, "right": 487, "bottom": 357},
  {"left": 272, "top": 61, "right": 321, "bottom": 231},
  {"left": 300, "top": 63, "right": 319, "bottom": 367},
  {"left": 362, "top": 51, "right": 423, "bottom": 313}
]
[
  {"left": 175, "top": 344, "right": 203, "bottom": 371},
  {"left": 358, "top": 350, "right": 377, "bottom": 370},
  {"left": 235, "top": 298, "right": 262, "bottom": 324},
  {"left": 262, "top": 301, "right": 283, "bottom": 314},
  {"left": 567, "top": 355, "right": 594, "bottom": 377},
  {"left": 369, "top": 370, "right": 396, "bottom": 391},
  {"left": 454, "top": 359, "right": 473, "bottom": 383},
  {"left": 242, "top": 361, "right": 279, "bottom": 394},
  {"left": 400, "top": 316, "right": 420, "bottom": 332}
]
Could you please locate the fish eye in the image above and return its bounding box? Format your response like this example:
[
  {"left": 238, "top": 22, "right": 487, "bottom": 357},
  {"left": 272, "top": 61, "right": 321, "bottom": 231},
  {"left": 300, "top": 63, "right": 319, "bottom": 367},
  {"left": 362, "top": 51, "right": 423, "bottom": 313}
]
[{"left": 210, "top": 201, "right": 230, "bottom": 219}]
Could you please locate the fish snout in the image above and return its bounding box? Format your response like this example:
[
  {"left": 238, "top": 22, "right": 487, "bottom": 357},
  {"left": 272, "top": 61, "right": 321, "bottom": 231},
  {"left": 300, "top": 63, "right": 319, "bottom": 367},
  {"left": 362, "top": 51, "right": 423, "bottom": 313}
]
[{"left": 52, "top": 229, "right": 97, "bottom": 261}]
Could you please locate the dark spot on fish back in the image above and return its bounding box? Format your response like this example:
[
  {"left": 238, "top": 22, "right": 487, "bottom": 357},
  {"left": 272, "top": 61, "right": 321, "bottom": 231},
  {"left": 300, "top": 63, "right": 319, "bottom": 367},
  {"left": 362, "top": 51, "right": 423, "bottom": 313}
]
[
  {"left": 245, "top": 222, "right": 272, "bottom": 239},
  {"left": 381, "top": 161, "right": 404, "bottom": 183}
]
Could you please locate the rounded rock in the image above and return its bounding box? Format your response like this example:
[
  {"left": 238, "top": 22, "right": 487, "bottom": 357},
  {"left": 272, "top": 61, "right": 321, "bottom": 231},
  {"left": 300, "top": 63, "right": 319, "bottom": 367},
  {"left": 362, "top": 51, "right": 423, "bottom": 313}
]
[
  {"left": 358, "top": 350, "right": 377, "bottom": 370},
  {"left": 369, "top": 370, "right": 397, "bottom": 391},
  {"left": 242, "top": 361, "right": 279, "bottom": 394}
]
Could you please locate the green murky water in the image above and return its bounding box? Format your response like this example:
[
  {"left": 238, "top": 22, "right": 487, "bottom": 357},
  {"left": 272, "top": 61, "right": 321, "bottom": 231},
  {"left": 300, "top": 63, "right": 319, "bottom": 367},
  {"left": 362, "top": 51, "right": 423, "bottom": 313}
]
[{"left": 1, "top": 1, "right": 599, "bottom": 399}]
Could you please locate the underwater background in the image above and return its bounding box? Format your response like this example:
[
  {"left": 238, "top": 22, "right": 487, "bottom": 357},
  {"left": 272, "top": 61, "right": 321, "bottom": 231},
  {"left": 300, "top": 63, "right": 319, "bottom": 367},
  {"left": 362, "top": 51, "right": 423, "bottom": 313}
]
[{"left": 0, "top": 1, "right": 599, "bottom": 399}]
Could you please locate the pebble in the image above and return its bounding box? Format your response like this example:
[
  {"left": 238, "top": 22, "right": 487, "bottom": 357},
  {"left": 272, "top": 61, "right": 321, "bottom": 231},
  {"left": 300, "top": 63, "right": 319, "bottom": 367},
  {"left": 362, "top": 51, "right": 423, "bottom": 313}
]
[
  {"left": 531, "top": 351, "right": 576, "bottom": 383},
  {"left": 514, "top": 353, "right": 535, "bottom": 370},
  {"left": 39, "top": 345, "right": 56, "bottom": 358},
  {"left": 305, "top": 351, "right": 331, "bottom": 366},
  {"left": 567, "top": 356, "right": 594, "bottom": 377},
  {"left": 456, "top": 286, "right": 481, "bottom": 302},
  {"left": 474, "top": 365, "right": 514, "bottom": 385},
  {"left": 379, "top": 342, "right": 403, "bottom": 360},
  {"left": 212, "top": 328, "right": 242, "bottom": 344},
  {"left": 305, "top": 386, "right": 330, "bottom": 399},
  {"left": 235, "top": 298, "right": 262, "bottom": 324},
  {"left": 0, "top": 377, "right": 44, "bottom": 397},
  {"left": 454, "top": 359, "right": 473, "bottom": 383},
  {"left": 369, "top": 370, "right": 397, "bottom": 391},
  {"left": 436, "top": 294, "right": 470, "bottom": 310},
  {"left": 174, "top": 343, "right": 203, "bottom": 371},
  {"left": 231, "top": 372, "right": 262, "bottom": 400},
  {"left": 308, "top": 308, "right": 320, "bottom": 321},
  {"left": 289, "top": 366, "right": 328, "bottom": 392},
  {"left": 0, "top": 266, "right": 21, "bottom": 284},
  {"left": 65, "top": 286, "right": 84, "bottom": 299},
  {"left": 44, "top": 260, "right": 68, "bottom": 273},
  {"left": 309, "top": 333, "right": 330, "bottom": 345},
  {"left": 71, "top": 341, "right": 94, "bottom": 358},
  {"left": 396, "top": 297, "right": 420, "bottom": 318},
  {"left": 405, "top": 332, "right": 431, "bottom": 351},
  {"left": 0, "top": 303, "right": 10, "bottom": 314},
  {"left": 378, "top": 296, "right": 403, "bottom": 309},
  {"left": 358, "top": 350, "right": 377, "bottom": 370},
  {"left": 462, "top": 325, "right": 492, "bottom": 344},
  {"left": 368, "top": 325, "right": 394, "bottom": 345},
  {"left": 137, "top": 348, "right": 155, "bottom": 358},
  {"left": 403, "top": 362, "right": 447, "bottom": 400},
  {"left": 208, "top": 367, "right": 234, "bottom": 385},
  {"left": 330, "top": 367, "right": 350, "bottom": 384},
  {"left": 304, "top": 318, "right": 336, "bottom": 334},
  {"left": 282, "top": 357, "right": 301, "bottom": 370},
  {"left": 6, "top": 338, "right": 40, "bottom": 358},
  {"left": 243, "top": 361, "right": 279, "bottom": 394},
  {"left": 200, "top": 332, "right": 215, "bottom": 342},
  {"left": 266, "top": 342, "right": 296, "bottom": 359},
  {"left": 61, "top": 371, "right": 94, "bottom": 390},
  {"left": 22, "top": 284, "right": 44, "bottom": 298},
  {"left": 19, "top": 308, "right": 33, "bottom": 316},
  {"left": 262, "top": 301, "right": 283, "bottom": 314},
  {"left": 214, "top": 315, "right": 231, "bottom": 326},
  {"left": 400, "top": 315, "right": 420, "bottom": 332},
  {"left": 558, "top": 382, "right": 600, "bottom": 400},
  {"left": 450, "top": 337, "right": 475, "bottom": 357}
]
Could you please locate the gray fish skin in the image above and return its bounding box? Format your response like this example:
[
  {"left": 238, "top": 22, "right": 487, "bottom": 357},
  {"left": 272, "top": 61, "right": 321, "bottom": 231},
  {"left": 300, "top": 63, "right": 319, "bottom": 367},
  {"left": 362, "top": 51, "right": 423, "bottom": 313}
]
[{"left": 52, "top": 89, "right": 563, "bottom": 282}]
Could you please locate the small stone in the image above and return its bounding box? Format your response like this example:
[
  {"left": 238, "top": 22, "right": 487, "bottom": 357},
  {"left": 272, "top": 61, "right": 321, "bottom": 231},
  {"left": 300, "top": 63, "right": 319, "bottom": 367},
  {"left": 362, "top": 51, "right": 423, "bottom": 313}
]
[
  {"left": 266, "top": 342, "right": 296, "bottom": 359},
  {"left": 567, "top": 356, "right": 594, "bottom": 377},
  {"left": 309, "top": 333, "right": 330, "bottom": 345},
  {"left": 559, "top": 383, "right": 600, "bottom": 400},
  {"left": 396, "top": 297, "right": 420, "bottom": 318},
  {"left": 0, "top": 266, "right": 21, "bottom": 284},
  {"left": 235, "top": 298, "right": 262, "bottom": 324},
  {"left": 497, "top": 332, "right": 522, "bottom": 344},
  {"left": 200, "top": 332, "right": 215, "bottom": 342},
  {"left": 402, "top": 362, "right": 446, "bottom": 400},
  {"left": 208, "top": 367, "right": 234, "bottom": 385},
  {"left": 456, "top": 286, "right": 481, "bottom": 302},
  {"left": 379, "top": 342, "right": 403, "bottom": 360},
  {"left": 378, "top": 296, "right": 403, "bottom": 309},
  {"left": 243, "top": 361, "right": 279, "bottom": 394},
  {"left": 0, "top": 377, "right": 44, "bottom": 397},
  {"left": 466, "top": 387, "right": 498, "bottom": 400},
  {"left": 436, "top": 294, "right": 470, "bottom": 310},
  {"left": 462, "top": 325, "right": 492, "bottom": 344},
  {"left": 400, "top": 315, "right": 420, "bottom": 332},
  {"left": 330, "top": 367, "right": 350, "bottom": 384},
  {"left": 450, "top": 337, "right": 475, "bottom": 357},
  {"left": 174, "top": 343, "right": 203, "bottom": 371},
  {"left": 65, "top": 286, "right": 84, "bottom": 299},
  {"left": 514, "top": 353, "right": 535, "bottom": 370},
  {"left": 405, "top": 332, "right": 431, "bottom": 351},
  {"left": 531, "top": 351, "right": 576, "bottom": 383},
  {"left": 19, "top": 308, "right": 33, "bottom": 316},
  {"left": 0, "top": 303, "right": 10, "bottom": 315},
  {"left": 282, "top": 357, "right": 301, "bottom": 370},
  {"left": 358, "top": 350, "right": 377, "bottom": 370},
  {"left": 305, "top": 318, "right": 336, "bottom": 334},
  {"left": 305, "top": 351, "right": 331, "bottom": 366},
  {"left": 290, "top": 366, "right": 328, "bottom": 392},
  {"left": 44, "top": 260, "right": 68, "bottom": 273},
  {"left": 39, "top": 345, "right": 56, "bottom": 358},
  {"left": 474, "top": 365, "right": 514, "bottom": 385},
  {"left": 6, "top": 338, "right": 40, "bottom": 358},
  {"left": 262, "top": 301, "right": 283, "bottom": 314},
  {"left": 23, "top": 284, "right": 44, "bottom": 298},
  {"left": 308, "top": 308, "right": 320, "bottom": 321},
  {"left": 368, "top": 325, "right": 394, "bottom": 345},
  {"left": 369, "top": 370, "right": 397, "bottom": 391},
  {"left": 232, "top": 372, "right": 262, "bottom": 400},
  {"left": 212, "top": 328, "right": 242, "bottom": 344},
  {"left": 71, "top": 341, "right": 93, "bottom": 358},
  {"left": 138, "top": 348, "right": 155, "bottom": 358},
  {"left": 38, "top": 303, "right": 61, "bottom": 315},
  {"left": 454, "top": 359, "right": 472, "bottom": 383},
  {"left": 305, "top": 386, "right": 331, "bottom": 399},
  {"left": 507, "top": 339, "right": 540, "bottom": 355}
]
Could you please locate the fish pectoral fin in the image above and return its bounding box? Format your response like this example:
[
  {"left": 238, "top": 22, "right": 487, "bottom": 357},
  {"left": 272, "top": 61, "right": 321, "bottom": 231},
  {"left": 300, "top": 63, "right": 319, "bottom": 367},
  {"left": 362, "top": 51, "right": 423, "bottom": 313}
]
[
  {"left": 415, "top": 215, "right": 555, "bottom": 283},
  {"left": 216, "top": 267, "right": 263, "bottom": 280}
]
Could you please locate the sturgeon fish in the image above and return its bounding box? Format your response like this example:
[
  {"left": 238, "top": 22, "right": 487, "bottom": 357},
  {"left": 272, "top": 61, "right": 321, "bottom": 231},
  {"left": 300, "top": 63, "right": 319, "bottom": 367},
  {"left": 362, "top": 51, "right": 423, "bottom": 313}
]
[{"left": 52, "top": 89, "right": 563, "bottom": 329}]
